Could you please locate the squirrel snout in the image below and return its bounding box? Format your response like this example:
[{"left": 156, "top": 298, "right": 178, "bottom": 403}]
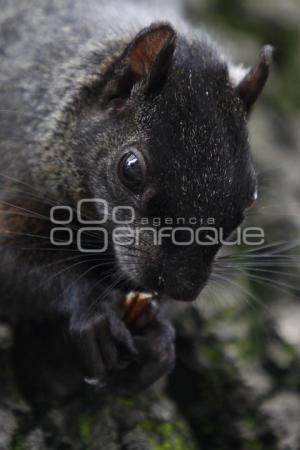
[{"left": 142, "top": 262, "right": 210, "bottom": 302}]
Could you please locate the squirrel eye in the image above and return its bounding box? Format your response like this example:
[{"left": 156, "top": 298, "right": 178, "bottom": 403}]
[
  {"left": 117, "top": 150, "right": 146, "bottom": 193},
  {"left": 245, "top": 189, "right": 258, "bottom": 211}
]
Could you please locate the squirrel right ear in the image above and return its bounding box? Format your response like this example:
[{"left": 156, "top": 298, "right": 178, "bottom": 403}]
[
  {"left": 102, "top": 23, "right": 176, "bottom": 109},
  {"left": 230, "top": 45, "right": 273, "bottom": 111}
]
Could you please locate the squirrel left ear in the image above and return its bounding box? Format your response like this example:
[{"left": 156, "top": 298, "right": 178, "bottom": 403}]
[
  {"left": 127, "top": 23, "right": 175, "bottom": 85},
  {"left": 231, "top": 45, "right": 273, "bottom": 111},
  {"left": 102, "top": 23, "right": 176, "bottom": 108}
]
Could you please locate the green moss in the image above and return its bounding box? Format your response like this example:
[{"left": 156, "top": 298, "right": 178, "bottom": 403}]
[
  {"left": 140, "top": 418, "right": 196, "bottom": 450},
  {"left": 11, "top": 431, "right": 24, "bottom": 450},
  {"left": 203, "top": 343, "right": 223, "bottom": 364},
  {"left": 114, "top": 395, "right": 135, "bottom": 408},
  {"left": 236, "top": 336, "right": 256, "bottom": 359},
  {"left": 11, "top": 443, "right": 21, "bottom": 450},
  {"left": 240, "top": 417, "right": 276, "bottom": 450},
  {"left": 10, "top": 415, "right": 33, "bottom": 450},
  {"left": 79, "top": 413, "right": 92, "bottom": 446}
]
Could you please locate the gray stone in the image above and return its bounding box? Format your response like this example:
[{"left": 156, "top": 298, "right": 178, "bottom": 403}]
[
  {"left": 262, "top": 393, "right": 300, "bottom": 450},
  {"left": 23, "top": 429, "right": 46, "bottom": 450},
  {"left": 0, "top": 408, "right": 17, "bottom": 450}
]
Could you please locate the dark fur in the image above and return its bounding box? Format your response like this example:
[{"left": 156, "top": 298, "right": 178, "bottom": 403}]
[{"left": 0, "top": 0, "right": 268, "bottom": 393}]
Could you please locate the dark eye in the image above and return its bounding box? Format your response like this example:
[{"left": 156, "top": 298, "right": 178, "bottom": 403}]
[
  {"left": 117, "top": 150, "right": 146, "bottom": 194},
  {"left": 245, "top": 189, "right": 258, "bottom": 211}
]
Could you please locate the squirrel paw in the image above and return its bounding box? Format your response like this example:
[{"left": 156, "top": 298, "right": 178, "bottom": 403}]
[
  {"left": 111, "top": 314, "right": 176, "bottom": 394},
  {"left": 75, "top": 294, "right": 175, "bottom": 394}
]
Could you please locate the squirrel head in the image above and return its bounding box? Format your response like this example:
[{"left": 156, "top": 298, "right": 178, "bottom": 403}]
[{"left": 71, "top": 23, "right": 272, "bottom": 302}]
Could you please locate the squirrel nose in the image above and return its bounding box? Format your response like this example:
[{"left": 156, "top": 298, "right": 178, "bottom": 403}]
[
  {"left": 163, "top": 277, "right": 203, "bottom": 302},
  {"left": 162, "top": 258, "right": 211, "bottom": 301},
  {"left": 143, "top": 262, "right": 210, "bottom": 302}
]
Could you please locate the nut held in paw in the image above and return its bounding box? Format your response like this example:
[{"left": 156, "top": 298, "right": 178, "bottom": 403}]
[{"left": 122, "top": 291, "right": 153, "bottom": 326}]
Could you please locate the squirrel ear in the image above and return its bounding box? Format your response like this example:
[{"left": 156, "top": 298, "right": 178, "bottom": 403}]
[
  {"left": 232, "top": 46, "right": 273, "bottom": 111},
  {"left": 127, "top": 23, "right": 176, "bottom": 80},
  {"left": 102, "top": 23, "right": 176, "bottom": 108}
]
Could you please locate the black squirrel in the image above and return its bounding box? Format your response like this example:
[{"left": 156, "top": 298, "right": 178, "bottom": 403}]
[{"left": 0, "top": 0, "right": 272, "bottom": 394}]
